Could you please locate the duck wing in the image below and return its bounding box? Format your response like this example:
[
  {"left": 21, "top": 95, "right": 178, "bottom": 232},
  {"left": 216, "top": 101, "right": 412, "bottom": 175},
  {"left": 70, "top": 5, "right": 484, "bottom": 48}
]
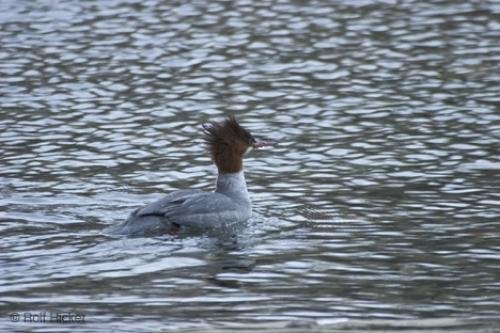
[{"left": 128, "top": 190, "right": 245, "bottom": 229}]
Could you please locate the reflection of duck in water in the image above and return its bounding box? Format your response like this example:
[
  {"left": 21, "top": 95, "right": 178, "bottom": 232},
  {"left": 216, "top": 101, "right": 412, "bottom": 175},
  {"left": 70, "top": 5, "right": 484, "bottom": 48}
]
[{"left": 109, "top": 116, "right": 274, "bottom": 236}]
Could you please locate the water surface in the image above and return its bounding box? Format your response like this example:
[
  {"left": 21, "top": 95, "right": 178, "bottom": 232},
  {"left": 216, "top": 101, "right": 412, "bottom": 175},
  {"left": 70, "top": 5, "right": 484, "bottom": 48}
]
[{"left": 1, "top": 0, "right": 500, "bottom": 331}]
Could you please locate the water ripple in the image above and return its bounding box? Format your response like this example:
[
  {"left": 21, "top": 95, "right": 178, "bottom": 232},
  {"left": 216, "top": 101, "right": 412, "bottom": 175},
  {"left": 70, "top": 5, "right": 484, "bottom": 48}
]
[{"left": 1, "top": 0, "right": 500, "bottom": 331}]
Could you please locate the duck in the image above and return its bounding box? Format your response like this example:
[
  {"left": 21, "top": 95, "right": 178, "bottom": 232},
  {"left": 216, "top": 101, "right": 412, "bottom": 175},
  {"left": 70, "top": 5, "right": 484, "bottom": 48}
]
[{"left": 108, "top": 116, "right": 273, "bottom": 236}]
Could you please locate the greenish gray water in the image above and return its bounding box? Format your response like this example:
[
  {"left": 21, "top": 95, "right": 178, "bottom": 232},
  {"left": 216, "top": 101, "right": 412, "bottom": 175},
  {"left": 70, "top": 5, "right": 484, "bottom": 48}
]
[{"left": 1, "top": 0, "right": 500, "bottom": 332}]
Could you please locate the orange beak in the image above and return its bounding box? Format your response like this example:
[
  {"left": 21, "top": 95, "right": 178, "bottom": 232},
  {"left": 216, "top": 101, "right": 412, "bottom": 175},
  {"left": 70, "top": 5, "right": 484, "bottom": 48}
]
[{"left": 253, "top": 139, "right": 276, "bottom": 149}]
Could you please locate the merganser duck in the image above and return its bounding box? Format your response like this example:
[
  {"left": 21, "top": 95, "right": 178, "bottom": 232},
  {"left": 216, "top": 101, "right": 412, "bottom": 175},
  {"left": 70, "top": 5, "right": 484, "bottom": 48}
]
[{"left": 108, "top": 116, "right": 273, "bottom": 236}]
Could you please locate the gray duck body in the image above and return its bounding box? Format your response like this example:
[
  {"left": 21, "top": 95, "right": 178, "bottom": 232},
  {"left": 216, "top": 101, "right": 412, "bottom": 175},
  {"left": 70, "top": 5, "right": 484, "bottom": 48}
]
[{"left": 108, "top": 172, "right": 251, "bottom": 236}]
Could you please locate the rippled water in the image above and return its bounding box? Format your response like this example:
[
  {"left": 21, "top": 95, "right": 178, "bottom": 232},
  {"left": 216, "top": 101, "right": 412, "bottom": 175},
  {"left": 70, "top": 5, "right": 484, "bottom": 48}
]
[{"left": 1, "top": 0, "right": 500, "bottom": 331}]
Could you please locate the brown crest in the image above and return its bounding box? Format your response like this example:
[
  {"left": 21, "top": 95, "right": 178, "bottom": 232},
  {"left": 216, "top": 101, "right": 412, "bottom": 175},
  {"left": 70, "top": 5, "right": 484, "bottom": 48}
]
[{"left": 202, "top": 116, "right": 255, "bottom": 173}]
